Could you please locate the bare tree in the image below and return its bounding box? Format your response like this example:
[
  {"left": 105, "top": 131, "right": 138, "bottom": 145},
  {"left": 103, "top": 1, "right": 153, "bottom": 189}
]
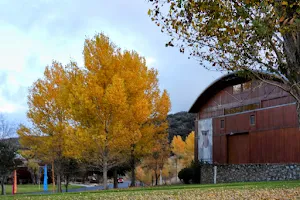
[
  {"left": 0, "top": 113, "right": 18, "bottom": 195},
  {"left": 0, "top": 114, "right": 15, "bottom": 139},
  {"left": 150, "top": 0, "right": 300, "bottom": 125}
]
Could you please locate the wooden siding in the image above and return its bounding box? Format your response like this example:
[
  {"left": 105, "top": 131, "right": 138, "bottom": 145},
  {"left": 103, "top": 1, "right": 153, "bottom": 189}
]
[
  {"left": 199, "top": 81, "right": 294, "bottom": 120},
  {"left": 213, "top": 128, "right": 300, "bottom": 164},
  {"left": 256, "top": 104, "right": 297, "bottom": 130},
  {"left": 261, "top": 96, "right": 295, "bottom": 108},
  {"left": 211, "top": 104, "right": 300, "bottom": 164},
  {"left": 227, "top": 133, "right": 250, "bottom": 164},
  {"left": 195, "top": 78, "right": 300, "bottom": 164},
  {"left": 248, "top": 128, "right": 300, "bottom": 163}
]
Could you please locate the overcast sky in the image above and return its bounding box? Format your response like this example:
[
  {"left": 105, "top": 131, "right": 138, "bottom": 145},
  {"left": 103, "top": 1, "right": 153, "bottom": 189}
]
[{"left": 0, "top": 0, "right": 222, "bottom": 124}]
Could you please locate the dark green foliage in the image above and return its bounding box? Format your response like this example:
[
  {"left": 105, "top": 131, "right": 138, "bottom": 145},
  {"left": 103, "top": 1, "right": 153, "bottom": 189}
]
[
  {"left": 178, "top": 167, "right": 194, "bottom": 184},
  {"left": 0, "top": 141, "right": 18, "bottom": 173},
  {"left": 62, "top": 158, "right": 79, "bottom": 192},
  {"left": 0, "top": 140, "right": 19, "bottom": 195},
  {"left": 190, "top": 160, "right": 202, "bottom": 184},
  {"left": 108, "top": 163, "right": 131, "bottom": 188},
  {"left": 107, "top": 163, "right": 130, "bottom": 178},
  {"left": 167, "top": 111, "right": 195, "bottom": 142},
  {"left": 178, "top": 160, "right": 203, "bottom": 184}
]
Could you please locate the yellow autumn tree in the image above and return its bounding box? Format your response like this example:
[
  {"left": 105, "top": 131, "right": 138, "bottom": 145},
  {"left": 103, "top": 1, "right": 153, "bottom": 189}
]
[
  {"left": 171, "top": 131, "right": 195, "bottom": 169},
  {"left": 64, "top": 66, "right": 131, "bottom": 189},
  {"left": 170, "top": 135, "right": 185, "bottom": 179},
  {"left": 161, "top": 157, "right": 178, "bottom": 184},
  {"left": 183, "top": 131, "right": 195, "bottom": 166},
  {"left": 18, "top": 62, "right": 71, "bottom": 192},
  {"left": 129, "top": 89, "right": 171, "bottom": 186},
  {"left": 142, "top": 140, "right": 170, "bottom": 186},
  {"left": 135, "top": 166, "right": 152, "bottom": 185},
  {"left": 18, "top": 33, "right": 171, "bottom": 191},
  {"left": 64, "top": 33, "right": 170, "bottom": 189},
  {"left": 171, "top": 135, "right": 185, "bottom": 157},
  {"left": 134, "top": 91, "right": 171, "bottom": 186}
]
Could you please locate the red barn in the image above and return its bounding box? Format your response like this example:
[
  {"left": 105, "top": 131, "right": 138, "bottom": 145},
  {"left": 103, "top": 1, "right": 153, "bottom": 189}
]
[{"left": 189, "top": 73, "right": 300, "bottom": 165}]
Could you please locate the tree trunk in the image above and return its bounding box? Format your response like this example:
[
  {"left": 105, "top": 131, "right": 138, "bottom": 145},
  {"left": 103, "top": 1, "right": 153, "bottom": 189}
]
[
  {"left": 113, "top": 168, "right": 118, "bottom": 189},
  {"left": 34, "top": 173, "right": 37, "bottom": 185},
  {"left": 159, "top": 169, "right": 163, "bottom": 185},
  {"left": 1, "top": 183, "right": 5, "bottom": 195},
  {"left": 1, "top": 176, "right": 6, "bottom": 195},
  {"left": 36, "top": 172, "right": 40, "bottom": 186},
  {"left": 57, "top": 174, "right": 62, "bottom": 193},
  {"left": 155, "top": 170, "right": 158, "bottom": 186},
  {"left": 130, "top": 154, "right": 136, "bottom": 187},
  {"left": 65, "top": 175, "right": 69, "bottom": 192},
  {"left": 82, "top": 174, "right": 85, "bottom": 184},
  {"left": 155, "top": 160, "right": 159, "bottom": 186},
  {"left": 52, "top": 162, "right": 55, "bottom": 193},
  {"left": 30, "top": 172, "right": 35, "bottom": 184},
  {"left": 175, "top": 157, "right": 178, "bottom": 183},
  {"left": 151, "top": 174, "right": 154, "bottom": 186},
  {"left": 103, "top": 156, "right": 108, "bottom": 190},
  {"left": 130, "top": 157, "right": 135, "bottom": 187},
  {"left": 296, "top": 102, "right": 300, "bottom": 127}
]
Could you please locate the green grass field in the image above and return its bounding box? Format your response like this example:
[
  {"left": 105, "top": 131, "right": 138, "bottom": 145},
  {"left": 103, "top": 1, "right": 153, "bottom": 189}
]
[
  {"left": 4, "top": 184, "right": 82, "bottom": 195},
  {"left": 1, "top": 181, "right": 300, "bottom": 199}
]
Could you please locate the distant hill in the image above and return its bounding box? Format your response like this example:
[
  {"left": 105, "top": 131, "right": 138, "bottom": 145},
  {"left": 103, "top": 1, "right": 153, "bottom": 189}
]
[
  {"left": 6, "top": 113, "right": 195, "bottom": 146},
  {"left": 0, "top": 137, "right": 19, "bottom": 146},
  {"left": 167, "top": 111, "right": 196, "bottom": 142}
]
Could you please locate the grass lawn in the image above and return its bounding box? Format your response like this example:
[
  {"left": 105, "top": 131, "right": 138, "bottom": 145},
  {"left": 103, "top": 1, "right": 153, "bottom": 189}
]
[
  {"left": 1, "top": 180, "right": 300, "bottom": 199},
  {"left": 4, "top": 184, "right": 83, "bottom": 195}
]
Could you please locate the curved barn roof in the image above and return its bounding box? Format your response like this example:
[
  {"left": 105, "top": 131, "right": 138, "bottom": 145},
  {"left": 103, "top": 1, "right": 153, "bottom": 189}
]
[{"left": 188, "top": 72, "right": 249, "bottom": 113}]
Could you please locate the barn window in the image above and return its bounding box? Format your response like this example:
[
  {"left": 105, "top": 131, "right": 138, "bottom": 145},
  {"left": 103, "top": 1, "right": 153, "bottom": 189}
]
[
  {"left": 233, "top": 84, "right": 242, "bottom": 94},
  {"left": 224, "top": 103, "right": 260, "bottom": 115},
  {"left": 250, "top": 115, "right": 255, "bottom": 125},
  {"left": 242, "top": 82, "right": 251, "bottom": 91},
  {"left": 220, "top": 119, "right": 225, "bottom": 128}
]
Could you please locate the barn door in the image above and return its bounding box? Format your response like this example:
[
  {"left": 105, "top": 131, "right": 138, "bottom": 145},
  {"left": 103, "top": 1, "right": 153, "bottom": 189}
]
[{"left": 227, "top": 133, "right": 249, "bottom": 164}]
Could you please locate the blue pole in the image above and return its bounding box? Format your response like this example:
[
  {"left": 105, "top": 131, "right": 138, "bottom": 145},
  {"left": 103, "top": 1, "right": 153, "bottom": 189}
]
[{"left": 43, "top": 165, "right": 48, "bottom": 191}]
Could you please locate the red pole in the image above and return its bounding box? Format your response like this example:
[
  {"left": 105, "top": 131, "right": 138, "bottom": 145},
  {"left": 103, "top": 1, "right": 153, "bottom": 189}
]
[
  {"left": 14, "top": 170, "right": 17, "bottom": 194},
  {"left": 12, "top": 170, "right": 17, "bottom": 194}
]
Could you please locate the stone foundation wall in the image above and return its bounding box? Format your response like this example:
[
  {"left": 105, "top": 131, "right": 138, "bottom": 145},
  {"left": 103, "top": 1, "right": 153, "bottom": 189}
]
[{"left": 200, "top": 164, "right": 300, "bottom": 184}]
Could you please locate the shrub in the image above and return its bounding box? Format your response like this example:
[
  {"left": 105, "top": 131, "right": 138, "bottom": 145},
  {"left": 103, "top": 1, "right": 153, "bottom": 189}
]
[
  {"left": 178, "top": 167, "right": 194, "bottom": 184},
  {"left": 190, "top": 160, "right": 202, "bottom": 184}
]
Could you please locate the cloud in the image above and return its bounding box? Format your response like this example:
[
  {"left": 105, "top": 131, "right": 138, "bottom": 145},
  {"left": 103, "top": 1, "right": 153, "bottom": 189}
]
[
  {"left": 0, "top": 0, "right": 223, "bottom": 122},
  {"left": 0, "top": 102, "right": 25, "bottom": 114},
  {"left": 145, "top": 57, "right": 156, "bottom": 67}
]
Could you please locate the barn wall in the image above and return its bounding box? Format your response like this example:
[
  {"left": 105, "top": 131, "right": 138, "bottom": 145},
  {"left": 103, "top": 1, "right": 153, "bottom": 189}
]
[
  {"left": 212, "top": 104, "right": 300, "bottom": 164},
  {"left": 198, "top": 80, "right": 295, "bottom": 120},
  {"left": 195, "top": 78, "right": 300, "bottom": 165},
  {"left": 249, "top": 128, "right": 300, "bottom": 163}
]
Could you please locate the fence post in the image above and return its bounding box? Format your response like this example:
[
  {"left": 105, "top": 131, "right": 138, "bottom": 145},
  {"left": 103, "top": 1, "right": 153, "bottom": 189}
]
[{"left": 213, "top": 166, "right": 217, "bottom": 184}]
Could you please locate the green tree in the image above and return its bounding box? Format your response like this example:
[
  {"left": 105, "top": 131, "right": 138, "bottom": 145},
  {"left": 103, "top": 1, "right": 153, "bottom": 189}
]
[
  {"left": 0, "top": 141, "right": 19, "bottom": 195},
  {"left": 150, "top": 0, "right": 300, "bottom": 124},
  {"left": 61, "top": 157, "right": 79, "bottom": 192},
  {"left": 167, "top": 112, "right": 195, "bottom": 142},
  {"left": 108, "top": 163, "right": 130, "bottom": 189},
  {"left": 27, "top": 159, "right": 40, "bottom": 185},
  {"left": 0, "top": 114, "right": 19, "bottom": 195}
]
